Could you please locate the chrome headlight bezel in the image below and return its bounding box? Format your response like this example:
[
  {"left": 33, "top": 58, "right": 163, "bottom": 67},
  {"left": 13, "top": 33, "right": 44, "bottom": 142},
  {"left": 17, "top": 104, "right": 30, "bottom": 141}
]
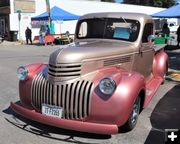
[
  {"left": 99, "top": 77, "right": 116, "bottom": 96},
  {"left": 17, "top": 66, "right": 29, "bottom": 81}
]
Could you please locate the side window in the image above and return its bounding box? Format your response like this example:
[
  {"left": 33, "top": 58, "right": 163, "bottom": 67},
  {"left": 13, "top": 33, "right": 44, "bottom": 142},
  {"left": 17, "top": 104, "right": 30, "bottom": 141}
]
[
  {"left": 78, "top": 22, "right": 87, "bottom": 38},
  {"left": 142, "top": 23, "right": 153, "bottom": 43}
]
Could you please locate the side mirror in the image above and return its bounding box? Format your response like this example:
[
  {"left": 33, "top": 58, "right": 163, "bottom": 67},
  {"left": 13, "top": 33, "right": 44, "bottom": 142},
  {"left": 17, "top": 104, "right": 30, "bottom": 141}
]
[{"left": 148, "top": 35, "right": 156, "bottom": 43}]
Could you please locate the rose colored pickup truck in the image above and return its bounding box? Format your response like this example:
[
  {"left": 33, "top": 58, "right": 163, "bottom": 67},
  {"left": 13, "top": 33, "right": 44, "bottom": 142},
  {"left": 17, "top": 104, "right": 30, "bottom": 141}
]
[{"left": 11, "top": 12, "right": 168, "bottom": 135}]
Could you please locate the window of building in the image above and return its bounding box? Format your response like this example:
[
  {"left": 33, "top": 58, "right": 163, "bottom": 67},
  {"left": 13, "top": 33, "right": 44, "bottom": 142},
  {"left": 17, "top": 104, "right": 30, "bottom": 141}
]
[{"left": 0, "top": 0, "right": 10, "bottom": 7}]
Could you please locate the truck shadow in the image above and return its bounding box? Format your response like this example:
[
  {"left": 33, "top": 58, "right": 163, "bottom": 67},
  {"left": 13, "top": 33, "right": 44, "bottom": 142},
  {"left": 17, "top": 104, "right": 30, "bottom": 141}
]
[
  {"left": 165, "top": 45, "right": 180, "bottom": 70},
  {"left": 164, "top": 45, "right": 180, "bottom": 51},
  {"left": 3, "top": 104, "right": 111, "bottom": 144},
  {"left": 144, "top": 84, "right": 180, "bottom": 144}
]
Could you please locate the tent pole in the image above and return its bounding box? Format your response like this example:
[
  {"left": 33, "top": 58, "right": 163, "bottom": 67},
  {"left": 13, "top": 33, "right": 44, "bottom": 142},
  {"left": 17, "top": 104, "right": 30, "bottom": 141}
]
[
  {"left": 46, "top": 0, "right": 51, "bottom": 32},
  {"left": 60, "top": 21, "right": 61, "bottom": 37}
]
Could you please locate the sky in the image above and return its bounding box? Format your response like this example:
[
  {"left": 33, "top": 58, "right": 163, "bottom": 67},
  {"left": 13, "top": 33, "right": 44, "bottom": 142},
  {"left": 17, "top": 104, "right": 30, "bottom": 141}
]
[{"left": 115, "top": 0, "right": 123, "bottom": 3}]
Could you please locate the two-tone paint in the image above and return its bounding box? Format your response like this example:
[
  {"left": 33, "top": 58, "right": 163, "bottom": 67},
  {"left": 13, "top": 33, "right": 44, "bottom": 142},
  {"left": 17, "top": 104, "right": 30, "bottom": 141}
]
[{"left": 11, "top": 12, "right": 168, "bottom": 135}]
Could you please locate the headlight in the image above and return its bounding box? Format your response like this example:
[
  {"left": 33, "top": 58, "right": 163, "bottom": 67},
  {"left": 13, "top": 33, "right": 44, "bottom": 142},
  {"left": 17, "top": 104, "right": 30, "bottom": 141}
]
[
  {"left": 17, "top": 66, "right": 28, "bottom": 81},
  {"left": 99, "top": 77, "right": 116, "bottom": 95}
]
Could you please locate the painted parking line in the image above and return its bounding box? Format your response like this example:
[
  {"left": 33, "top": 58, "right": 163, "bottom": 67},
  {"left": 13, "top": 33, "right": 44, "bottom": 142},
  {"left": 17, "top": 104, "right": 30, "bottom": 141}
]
[{"left": 167, "top": 71, "right": 180, "bottom": 81}]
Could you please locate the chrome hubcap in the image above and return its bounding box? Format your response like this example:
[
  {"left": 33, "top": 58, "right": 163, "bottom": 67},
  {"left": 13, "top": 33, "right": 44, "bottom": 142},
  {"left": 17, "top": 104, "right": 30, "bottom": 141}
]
[{"left": 131, "top": 102, "right": 140, "bottom": 124}]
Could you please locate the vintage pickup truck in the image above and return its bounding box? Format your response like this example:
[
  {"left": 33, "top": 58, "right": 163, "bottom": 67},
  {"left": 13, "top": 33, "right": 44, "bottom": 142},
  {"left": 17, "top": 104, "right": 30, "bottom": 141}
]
[{"left": 11, "top": 12, "right": 168, "bottom": 135}]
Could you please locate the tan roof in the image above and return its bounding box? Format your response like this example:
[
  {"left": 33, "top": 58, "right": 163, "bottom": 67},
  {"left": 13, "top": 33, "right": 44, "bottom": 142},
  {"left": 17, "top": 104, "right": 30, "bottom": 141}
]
[{"left": 80, "top": 12, "right": 152, "bottom": 21}]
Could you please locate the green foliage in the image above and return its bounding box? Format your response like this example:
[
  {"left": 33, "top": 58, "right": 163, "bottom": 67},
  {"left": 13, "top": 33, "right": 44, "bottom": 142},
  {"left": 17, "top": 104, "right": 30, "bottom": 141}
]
[
  {"left": 101, "top": 0, "right": 115, "bottom": 2},
  {"left": 123, "top": 0, "right": 176, "bottom": 8}
]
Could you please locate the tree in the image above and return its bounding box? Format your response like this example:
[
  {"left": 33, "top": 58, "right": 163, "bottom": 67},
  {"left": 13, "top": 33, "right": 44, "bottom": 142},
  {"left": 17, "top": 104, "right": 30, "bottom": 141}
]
[
  {"left": 123, "top": 0, "right": 176, "bottom": 8},
  {"left": 101, "top": 0, "right": 115, "bottom": 2},
  {"left": 161, "top": 0, "right": 176, "bottom": 8}
]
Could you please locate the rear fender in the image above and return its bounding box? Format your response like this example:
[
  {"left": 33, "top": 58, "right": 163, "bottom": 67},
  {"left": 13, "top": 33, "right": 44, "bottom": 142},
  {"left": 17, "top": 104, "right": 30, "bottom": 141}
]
[{"left": 152, "top": 50, "right": 168, "bottom": 78}]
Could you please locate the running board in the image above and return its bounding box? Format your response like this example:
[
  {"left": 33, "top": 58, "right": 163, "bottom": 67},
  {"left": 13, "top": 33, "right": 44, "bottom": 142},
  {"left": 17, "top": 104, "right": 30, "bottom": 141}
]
[{"left": 143, "top": 77, "right": 163, "bottom": 108}]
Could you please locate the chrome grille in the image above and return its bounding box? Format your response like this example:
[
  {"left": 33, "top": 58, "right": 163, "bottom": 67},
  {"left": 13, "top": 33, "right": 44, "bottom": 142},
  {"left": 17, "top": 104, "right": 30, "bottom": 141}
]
[
  {"left": 48, "top": 64, "right": 81, "bottom": 78},
  {"left": 104, "top": 55, "right": 132, "bottom": 66},
  {"left": 31, "top": 74, "right": 93, "bottom": 119}
]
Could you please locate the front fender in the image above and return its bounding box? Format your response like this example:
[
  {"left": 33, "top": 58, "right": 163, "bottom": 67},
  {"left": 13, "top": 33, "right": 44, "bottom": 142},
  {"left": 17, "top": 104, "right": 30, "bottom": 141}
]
[
  {"left": 19, "top": 63, "right": 47, "bottom": 108},
  {"left": 87, "top": 67, "right": 145, "bottom": 126}
]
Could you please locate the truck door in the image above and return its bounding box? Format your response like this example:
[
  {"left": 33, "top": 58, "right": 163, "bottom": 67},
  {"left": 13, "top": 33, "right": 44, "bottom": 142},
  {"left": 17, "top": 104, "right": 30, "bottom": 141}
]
[{"left": 136, "top": 23, "right": 154, "bottom": 78}]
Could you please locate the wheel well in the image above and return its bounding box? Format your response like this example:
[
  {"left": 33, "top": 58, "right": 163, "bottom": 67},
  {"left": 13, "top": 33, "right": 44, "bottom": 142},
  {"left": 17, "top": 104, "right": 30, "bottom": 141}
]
[
  {"left": 166, "top": 62, "right": 168, "bottom": 73},
  {"left": 139, "top": 89, "right": 145, "bottom": 113}
]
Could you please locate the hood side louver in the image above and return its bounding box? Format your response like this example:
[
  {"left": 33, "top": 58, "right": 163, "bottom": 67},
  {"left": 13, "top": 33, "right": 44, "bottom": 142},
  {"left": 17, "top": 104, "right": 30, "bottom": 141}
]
[{"left": 104, "top": 55, "right": 132, "bottom": 66}]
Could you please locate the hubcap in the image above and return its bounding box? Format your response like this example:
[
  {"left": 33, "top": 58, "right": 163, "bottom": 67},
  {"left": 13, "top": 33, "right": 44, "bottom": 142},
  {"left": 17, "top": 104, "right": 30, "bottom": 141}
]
[{"left": 131, "top": 100, "right": 140, "bottom": 124}]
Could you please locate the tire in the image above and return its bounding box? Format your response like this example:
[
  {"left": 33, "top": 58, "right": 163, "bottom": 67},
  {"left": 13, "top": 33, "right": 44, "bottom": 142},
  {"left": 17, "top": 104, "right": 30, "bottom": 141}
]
[
  {"left": 120, "top": 96, "right": 141, "bottom": 132},
  {"left": 161, "top": 63, "right": 168, "bottom": 85}
]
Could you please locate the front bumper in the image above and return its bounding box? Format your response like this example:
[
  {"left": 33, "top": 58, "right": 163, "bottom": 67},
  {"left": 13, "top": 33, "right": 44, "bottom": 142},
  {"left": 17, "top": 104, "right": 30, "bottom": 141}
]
[{"left": 10, "top": 102, "right": 118, "bottom": 135}]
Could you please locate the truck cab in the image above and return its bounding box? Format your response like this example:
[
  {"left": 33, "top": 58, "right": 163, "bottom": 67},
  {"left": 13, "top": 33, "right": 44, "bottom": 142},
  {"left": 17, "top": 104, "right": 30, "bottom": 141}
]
[{"left": 74, "top": 12, "right": 155, "bottom": 79}]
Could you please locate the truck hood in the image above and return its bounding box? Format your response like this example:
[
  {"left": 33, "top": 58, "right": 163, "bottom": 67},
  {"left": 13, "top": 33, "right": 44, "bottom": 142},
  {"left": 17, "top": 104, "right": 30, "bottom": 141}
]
[{"left": 49, "top": 40, "right": 135, "bottom": 64}]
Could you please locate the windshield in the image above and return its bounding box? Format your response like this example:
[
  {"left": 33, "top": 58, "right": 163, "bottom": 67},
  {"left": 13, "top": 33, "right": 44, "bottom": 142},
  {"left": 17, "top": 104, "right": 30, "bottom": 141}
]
[{"left": 76, "top": 18, "right": 140, "bottom": 42}]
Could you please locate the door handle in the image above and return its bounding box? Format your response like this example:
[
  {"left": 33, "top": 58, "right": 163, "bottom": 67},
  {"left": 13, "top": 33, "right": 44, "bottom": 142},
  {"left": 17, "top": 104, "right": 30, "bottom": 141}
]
[{"left": 139, "top": 47, "right": 143, "bottom": 56}]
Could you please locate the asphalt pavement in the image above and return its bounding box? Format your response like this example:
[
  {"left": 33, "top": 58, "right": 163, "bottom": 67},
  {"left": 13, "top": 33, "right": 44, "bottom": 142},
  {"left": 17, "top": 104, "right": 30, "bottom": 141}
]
[
  {"left": 0, "top": 41, "right": 179, "bottom": 144},
  {"left": 165, "top": 45, "right": 180, "bottom": 81}
]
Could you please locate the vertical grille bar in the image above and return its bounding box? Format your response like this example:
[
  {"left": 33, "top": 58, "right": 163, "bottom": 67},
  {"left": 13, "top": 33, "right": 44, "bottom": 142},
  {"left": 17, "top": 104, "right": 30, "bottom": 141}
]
[
  {"left": 70, "top": 82, "right": 76, "bottom": 119},
  {"left": 31, "top": 76, "right": 36, "bottom": 106},
  {"left": 49, "top": 83, "right": 52, "bottom": 105},
  {"left": 42, "top": 77, "right": 46, "bottom": 104},
  {"left": 60, "top": 85, "right": 63, "bottom": 106},
  {"left": 88, "top": 83, "right": 93, "bottom": 115},
  {"left": 58, "top": 85, "right": 62, "bottom": 107},
  {"left": 66, "top": 83, "right": 71, "bottom": 119},
  {"left": 74, "top": 81, "right": 82, "bottom": 119},
  {"left": 35, "top": 74, "right": 41, "bottom": 108},
  {"left": 34, "top": 75, "right": 38, "bottom": 107},
  {"left": 79, "top": 81, "right": 86, "bottom": 119},
  {"left": 46, "top": 82, "right": 50, "bottom": 105},
  {"left": 82, "top": 81, "right": 88, "bottom": 117},
  {"left": 56, "top": 85, "right": 59, "bottom": 106},
  {"left": 61, "top": 84, "right": 66, "bottom": 117},
  {"left": 50, "top": 84, "right": 53, "bottom": 105},
  {"left": 53, "top": 85, "right": 57, "bottom": 105},
  {"left": 83, "top": 82, "right": 92, "bottom": 117},
  {"left": 44, "top": 80, "right": 48, "bottom": 104},
  {"left": 64, "top": 84, "right": 68, "bottom": 118},
  {"left": 39, "top": 74, "right": 44, "bottom": 108}
]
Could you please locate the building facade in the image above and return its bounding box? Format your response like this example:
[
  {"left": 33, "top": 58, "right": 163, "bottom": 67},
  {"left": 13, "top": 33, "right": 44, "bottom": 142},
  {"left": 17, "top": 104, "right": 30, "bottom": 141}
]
[
  {"left": 0, "top": 0, "right": 10, "bottom": 40},
  {"left": 0, "top": 0, "right": 165, "bottom": 41}
]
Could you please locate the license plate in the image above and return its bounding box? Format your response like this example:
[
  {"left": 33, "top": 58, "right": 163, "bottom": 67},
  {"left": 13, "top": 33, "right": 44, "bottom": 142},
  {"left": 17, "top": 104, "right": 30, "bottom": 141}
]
[{"left": 42, "top": 104, "right": 63, "bottom": 118}]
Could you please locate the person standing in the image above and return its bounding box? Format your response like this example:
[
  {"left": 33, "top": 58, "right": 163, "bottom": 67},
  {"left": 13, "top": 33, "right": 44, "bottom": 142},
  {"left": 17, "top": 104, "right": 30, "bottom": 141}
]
[
  {"left": 162, "top": 23, "right": 170, "bottom": 37},
  {"left": 176, "top": 25, "right": 180, "bottom": 47},
  {"left": 45, "top": 25, "right": 50, "bottom": 35},
  {"left": 39, "top": 25, "right": 46, "bottom": 45},
  {"left": 25, "top": 27, "right": 32, "bottom": 44}
]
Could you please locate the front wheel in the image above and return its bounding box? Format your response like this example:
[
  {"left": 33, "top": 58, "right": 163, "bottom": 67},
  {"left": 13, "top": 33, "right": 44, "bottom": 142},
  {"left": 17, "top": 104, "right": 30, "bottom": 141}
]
[{"left": 120, "top": 96, "right": 141, "bottom": 132}]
